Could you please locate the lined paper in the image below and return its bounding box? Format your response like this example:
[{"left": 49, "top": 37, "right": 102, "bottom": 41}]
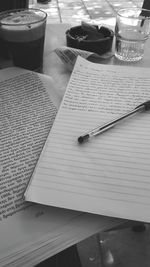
[{"left": 25, "top": 56, "right": 150, "bottom": 223}]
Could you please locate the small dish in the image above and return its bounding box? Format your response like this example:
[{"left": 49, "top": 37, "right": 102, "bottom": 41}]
[{"left": 66, "top": 25, "right": 114, "bottom": 55}]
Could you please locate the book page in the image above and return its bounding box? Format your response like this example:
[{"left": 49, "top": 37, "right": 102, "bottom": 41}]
[
  {"left": 0, "top": 69, "right": 58, "bottom": 221},
  {"left": 25, "top": 56, "right": 150, "bottom": 223},
  {"left": 0, "top": 67, "right": 78, "bottom": 265}
]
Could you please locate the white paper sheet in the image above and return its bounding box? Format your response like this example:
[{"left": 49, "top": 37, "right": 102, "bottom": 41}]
[{"left": 25, "top": 56, "right": 150, "bottom": 223}]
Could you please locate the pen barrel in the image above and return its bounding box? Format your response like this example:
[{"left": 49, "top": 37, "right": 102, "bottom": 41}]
[
  {"left": 91, "top": 122, "right": 115, "bottom": 136},
  {"left": 90, "top": 105, "right": 144, "bottom": 137}
]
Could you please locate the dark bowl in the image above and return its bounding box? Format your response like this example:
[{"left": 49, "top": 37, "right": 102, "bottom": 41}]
[{"left": 66, "top": 25, "right": 114, "bottom": 55}]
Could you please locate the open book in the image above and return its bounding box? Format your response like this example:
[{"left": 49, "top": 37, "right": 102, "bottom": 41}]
[
  {"left": 25, "top": 56, "right": 150, "bottom": 223},
  {"left": 0, "top": 67, "right": 121, "bottom": 267}
]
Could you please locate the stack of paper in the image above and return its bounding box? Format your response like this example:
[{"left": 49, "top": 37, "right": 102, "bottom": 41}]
[{"left": 0, "top": 67, "right": 121, "bottom": 267}]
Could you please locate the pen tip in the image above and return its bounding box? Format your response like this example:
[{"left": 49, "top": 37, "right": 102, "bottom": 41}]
[
  {"left": 78, "top": 136, "right": 84, "bottom": 144},
  {"left": 78, "top": 134, "right": 89, "bottom": 144}
]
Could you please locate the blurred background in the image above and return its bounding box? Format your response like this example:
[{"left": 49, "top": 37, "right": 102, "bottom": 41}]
[{"left": 29, "top": 0, "right": 144, "bottom": 25}]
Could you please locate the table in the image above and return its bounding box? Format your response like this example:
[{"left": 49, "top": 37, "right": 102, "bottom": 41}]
[
  {"left": 43, "top": 22, "right": 150, "bottom": 97},
  {"left": 1, "top": 22, "right": 150, "bottom": 267}
]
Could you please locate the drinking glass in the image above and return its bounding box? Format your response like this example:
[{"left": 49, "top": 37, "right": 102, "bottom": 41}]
[
  {"left": 115, "top": 8, "right": 150, "bottom": 62},
  {"left": 0, "top": 8, "right": 47, "bottom": 71}
]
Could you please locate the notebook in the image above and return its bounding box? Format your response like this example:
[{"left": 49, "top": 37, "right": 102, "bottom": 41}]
[{"left": 25, "top": 56, "right": 150, "bottom": 223}]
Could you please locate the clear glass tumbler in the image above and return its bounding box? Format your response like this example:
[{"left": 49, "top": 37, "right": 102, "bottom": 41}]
[{"left": 115, "top": 8, "right": 150, "bottom": 62}]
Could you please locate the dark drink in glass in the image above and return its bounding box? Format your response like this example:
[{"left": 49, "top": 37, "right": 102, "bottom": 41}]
[{"left": 0, "top": 8, "right": 47, "bottom": 71}]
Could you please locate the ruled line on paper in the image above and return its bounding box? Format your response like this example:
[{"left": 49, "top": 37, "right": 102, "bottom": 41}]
[
  {"left": 41, "top": 154, "right": 150, "bottom": 169},
  {"left": 43, "top": 144, "right": 150, "bottom": 161},
  {"left": 45, "top": 143, "right": 150, "bottom": 157},
  {"left": 36, "top": 165, "right": 150, "bottom": 189},
  {"left": 30, "top": 186, "right": 150, "bottom": 205},
  {"left": 39, "top": 152, "right": 149, "bottom": 170},
  {"left": 36, "top": 169, "right": 150, "bottom": 185},
  {"left": 37, "top": 165, "right": 150, "bottom": 182},
  {"left": 43, "top": 153, "right": 150, "bottom": 167},
  {"left": 29, "top": 183, "right": 150, "bottom": 206},
  {"left": 32, "top": 175, "right": 150, "bottom": 194},
  {"left": 34, "top": 171, "right": 150, "bottom": 192},
  {"left": 37, "top": 162, "right": 150, "bottom": 184}
]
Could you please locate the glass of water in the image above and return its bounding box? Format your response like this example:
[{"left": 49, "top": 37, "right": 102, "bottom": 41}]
[{"left": 115, "top": 8, "right": 150, "bottom": 62}]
